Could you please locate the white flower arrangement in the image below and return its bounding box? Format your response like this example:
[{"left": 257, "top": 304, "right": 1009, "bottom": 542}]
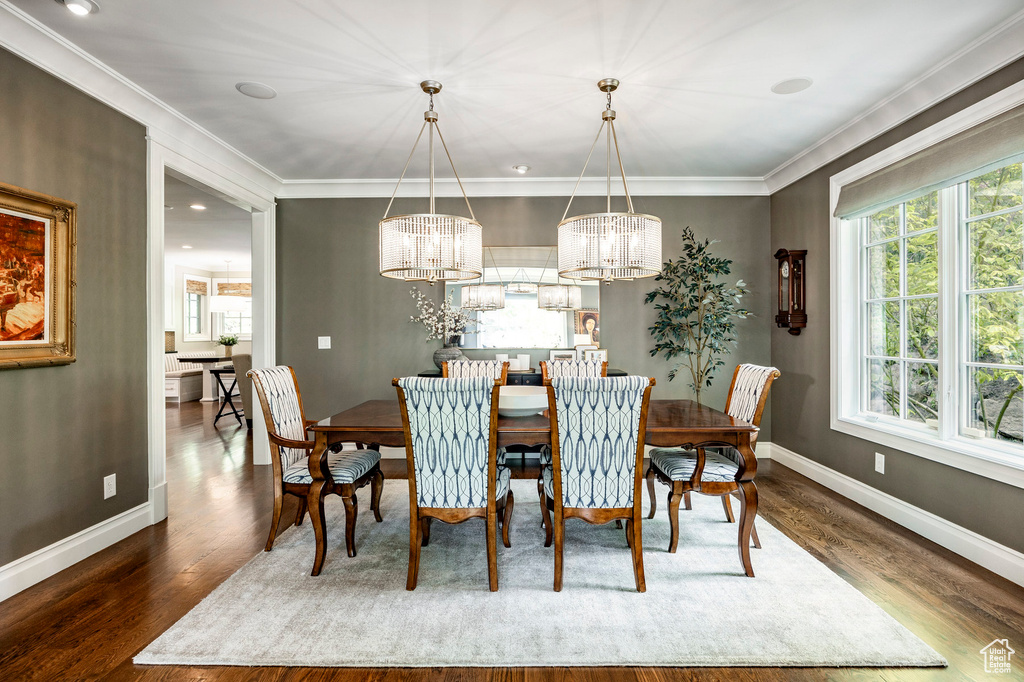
[{"left": 409, "top": 288, "right": 476, "bottom": 344}]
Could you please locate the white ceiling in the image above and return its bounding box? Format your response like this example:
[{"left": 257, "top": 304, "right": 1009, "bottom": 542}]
[
  {"left": 163, "top": 174, "right": 251, "bottom": 272},
  {"left": 9, "top": 0, "right": 1024, "bottom": 182}
]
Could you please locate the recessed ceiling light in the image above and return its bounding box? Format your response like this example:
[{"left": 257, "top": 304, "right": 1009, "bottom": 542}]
[
  {"left": 181, "top": 245, "right": 193, "bottom": 249},
  {"left": 512, "top": 165, "right": 531, "bottom": 174},
  {"left": 235, "top": 82, "right": 278, "bottom": 100},
  {"left": 56, "top": 0, "right": 99, "bottom": 16},
  {"left": 189, "top": 204, "right": 206, "bottom": 211},
  {"left": 771, "top": 77, "right": 813, "bottom": 95}
]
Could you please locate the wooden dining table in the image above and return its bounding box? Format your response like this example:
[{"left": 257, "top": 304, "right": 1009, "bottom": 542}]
[{"left": 305, "top": 399, "right": 761, "bottom": 577}]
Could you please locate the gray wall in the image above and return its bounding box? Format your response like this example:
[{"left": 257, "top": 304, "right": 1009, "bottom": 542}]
[
  {"left": 0, "top": 49, "right": 149, "bottom": 565},
  {"left": 770, "top": 56, "right": 1024, "bottom": 552},
  {"left": 277, "top": 194, "right": 772, "bottom": 437}
]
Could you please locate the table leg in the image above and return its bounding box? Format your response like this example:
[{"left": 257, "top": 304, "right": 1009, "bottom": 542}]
[
  {"left": 737, "top": 479, "right": 758, "bottom": 577},
  {"left": 307, "top": 433, "right": 330, "bottom": 577},
  {"left": 200, "top": 367, "right": 218, "bottom": 402}
]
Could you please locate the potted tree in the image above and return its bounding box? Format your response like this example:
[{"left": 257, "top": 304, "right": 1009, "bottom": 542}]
[{"left": 645, "top": 227, "right": 749, "bottom": 404}]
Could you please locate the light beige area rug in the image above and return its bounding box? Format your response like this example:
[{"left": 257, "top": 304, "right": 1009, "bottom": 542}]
[{"left": 136, "top": 480, "right": 946, "bottom": 668}]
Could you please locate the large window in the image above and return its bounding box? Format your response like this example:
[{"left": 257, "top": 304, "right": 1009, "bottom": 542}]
[
  {"left": 185, "top": 292, "right": 203, "bottom": 335},
  {"left": 863, "top": 193, "right": 939, "bottom": 425},
  {"left": 838, "top": 159, "right": 1024, "bottom": 480},
  {"left": 962, "top": 163, "right": 1024, "bottom": 444},
  {"left": 217, "top": 309, "right": 252, "bottom": 338}
]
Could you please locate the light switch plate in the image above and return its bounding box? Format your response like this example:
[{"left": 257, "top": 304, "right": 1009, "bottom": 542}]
[
  {"left": 318, "top": 336, "right": 331, "bottom": 350},
  {"left": 874, "top": 452, "right": 885, "bottom": 474}
]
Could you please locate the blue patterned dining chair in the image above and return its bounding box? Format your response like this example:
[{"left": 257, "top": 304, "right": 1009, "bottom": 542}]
[
  {"left": 539, "top": 375, "right": 656, "bottom": 592},
  {"left": 393, "top": 376, "right": 515, "bottom": 592},
  {"left": 539, "top": 359, "right": 607, "bottom": 384},
  {"left": 442, "top": 359, "right": 510, "bottom": 385},
  {"left": 248, "top": 366, "right": 383, "bottom": 572},
  {"left": 645, "top": 363, "right": 780, "bottom": 564},
  {"left": 536, "top": 359, "right": 608, "bottom": 504}
]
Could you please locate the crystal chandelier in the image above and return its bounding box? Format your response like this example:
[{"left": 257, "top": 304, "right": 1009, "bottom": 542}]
[
  {"left": 461, "top": 248, "right": 505, "bottom": 310},
  {"left": 558, "top": 79, "right": 662, "bottom": 283},
  {"left": 535, "top": 249, "right": 581, "bottom": 310},
  {"left": 462, "top": 283, "right": 505, "bottom": 311},
  {"left": 379, "top": 81, "right": 482, "bottom": 284},
  {"left": 537, "top": 283, "right": 582, "bottom": 311},
  {"left": 505, "top": 267, "right": 537, "bottom": 295}
]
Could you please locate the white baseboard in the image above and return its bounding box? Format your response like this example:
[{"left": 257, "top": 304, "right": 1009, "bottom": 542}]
[
  {"left": 770, "top": 444, "right": 1024, "bottom": 587},
  {"left": 150, "top": 482, "right": 168, "bottom": 524},
  {"left": 0, "top": 502, "right": 152, "bottom": 602}
]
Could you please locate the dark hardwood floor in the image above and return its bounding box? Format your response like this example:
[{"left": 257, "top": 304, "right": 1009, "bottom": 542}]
[{"left": 1, "top": 400, "right": 1021, "bottom": 680}]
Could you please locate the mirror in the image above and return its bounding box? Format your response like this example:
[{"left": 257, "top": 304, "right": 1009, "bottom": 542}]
[{"left": 444, "top": 247, "right": 600, "bottom": 349}]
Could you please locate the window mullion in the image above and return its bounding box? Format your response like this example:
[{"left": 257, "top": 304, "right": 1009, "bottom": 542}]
[
  {"left": 899, "top": 204, "right": 908, "bottom": 421},
  {"left": 937, "top": 184, "right": 959, "bottom": 441}
]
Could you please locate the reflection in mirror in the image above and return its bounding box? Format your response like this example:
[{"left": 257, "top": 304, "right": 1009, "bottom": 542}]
[{"left": 445, "top": 247, "right": 599, "bottom": 349}]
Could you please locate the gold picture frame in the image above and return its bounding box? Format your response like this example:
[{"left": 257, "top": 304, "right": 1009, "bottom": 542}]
[{"left": 0, "top": 181, "right": 76, "bottom": 369}]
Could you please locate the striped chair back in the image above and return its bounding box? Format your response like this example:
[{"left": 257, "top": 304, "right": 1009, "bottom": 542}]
[
  {"left": 396, "top": 377, "right": 499, "bottom": 508},
  {"left": 541, "top": 359, "right": 607, "bottom": 383},
  {"left": 444, "top": 359, "right": 507, "bottom": 382},
  {"left": 248, "top": 366, "right": 309, "bottom": 471},
  {"left": 549, "top": 376, "right": 653, "bottom": 508},
  {"left": 725, "top": 364, "right": 780, "bottom": 427}
]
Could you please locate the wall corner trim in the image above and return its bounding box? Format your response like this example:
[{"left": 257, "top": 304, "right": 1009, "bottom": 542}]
[
  {"left": 770, "top": 444, "right": 1024, "bottom": 588},
  {"left": 0, "top": 502, "right": 153, "bottom": 602}
]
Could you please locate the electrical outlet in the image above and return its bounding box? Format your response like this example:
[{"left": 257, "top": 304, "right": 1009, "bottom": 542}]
[
  {"left": 874, "top": 452, "right": 885, "bottom": 475},
  {"left": 317, "top": 336, "right": 331, "bottom": 350},
  {"left": 103, "top": 474, "right": 116, "bottom": 499}
]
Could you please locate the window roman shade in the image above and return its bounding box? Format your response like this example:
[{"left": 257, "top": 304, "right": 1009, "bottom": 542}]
[
  {"left": 833, "top": 102, "right": 1024, "bottom": 219},
  {"left": 185, "top": 279, "right": 208, "bottom": 296}
]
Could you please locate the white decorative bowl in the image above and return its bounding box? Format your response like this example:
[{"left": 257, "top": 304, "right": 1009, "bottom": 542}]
[{"left": 498, "top": 386, "right": 547, "bottom": 417}]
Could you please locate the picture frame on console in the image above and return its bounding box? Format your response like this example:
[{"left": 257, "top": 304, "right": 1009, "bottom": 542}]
[
  {"left": 0, "top": 181, "right": 76, "bottom": 369},
  {"left": 583, "top": 349, "right": 608, "bottom": 364},
  {"left": 549, "top": 349, "right": 577, "bottom": 363}
]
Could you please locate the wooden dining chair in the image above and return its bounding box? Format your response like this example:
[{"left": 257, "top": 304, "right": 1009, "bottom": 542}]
[
  {"left": 539, "top": 375, "right": 655, "bottom": 592},
  {"left": 645, "top": 363, "right": 780, "bottom": 561},
  {"left": 442, "top": 359, "right": 510, "bottom": 385},
  {"left": 539, "top": 359, "right": 607, "bottom": 384},
  {"left": 394, "top": 376, "right": 515, "bottom": 592},
  {"left": 248, "top": 366, "right": 384, "bottom": 571},
  {"left": 536, "top": 359, "right": 608, "bottom": 505}
]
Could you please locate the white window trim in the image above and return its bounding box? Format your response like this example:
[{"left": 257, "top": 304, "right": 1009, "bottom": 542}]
[
  {"left": 182, "top": 273, "right": 211, "bottom": 342},
  {"left": 830, "top": 80, "right": 1024, "bottom": 491}
]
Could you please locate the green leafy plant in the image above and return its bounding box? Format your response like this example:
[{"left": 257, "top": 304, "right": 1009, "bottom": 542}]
[
  {"left": 217, "top": 334, "right": 239, "bottom": 346},
  {"left": 644, "top": 227, "right": 749, "bottom": 404}
]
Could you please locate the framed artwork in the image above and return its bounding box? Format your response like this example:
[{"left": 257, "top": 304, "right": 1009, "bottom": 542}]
[
  {"left": 549, "top": 349, "right": 577, "bottom": 363},
  {"left": 575, "top": 309, "right": 600, "bottom": 346},
  {"left": 584, "top": 348, "right": 608, "bottom": 364},
  {"left": 0, "top": 181, "right": 76, "bottom": 369},
  {"left": 575, "top": 343, "right": 598, "bottom": 355}
]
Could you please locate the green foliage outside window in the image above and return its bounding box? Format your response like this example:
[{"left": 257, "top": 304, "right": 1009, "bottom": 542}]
[{"left": 867, "top": 161, "right": 1023, "bottom": 442}]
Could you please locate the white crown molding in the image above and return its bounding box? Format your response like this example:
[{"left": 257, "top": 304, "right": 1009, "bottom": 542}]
[
  {"left": 276, "top": 176, "right": 769, "bottom": 199},
  {"left": 764, "top": 8, "right": 1024, "bottom": 194},
  {"left": 0, "top": 502, "right": 152, "bottom": 602},
  {"left": 0, "top": 1, "right": 283, "bottom": 199},
  {"left": 770, "top": 444, "right": 1024, "bottom": 588}
]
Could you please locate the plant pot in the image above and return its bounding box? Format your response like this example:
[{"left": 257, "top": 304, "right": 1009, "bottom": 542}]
[
  {"left": 224, "top": 345, "right": 233, "bottom": 358},
  {"left": 433, "top": 345, "right": 464, "bottom": 370}
]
